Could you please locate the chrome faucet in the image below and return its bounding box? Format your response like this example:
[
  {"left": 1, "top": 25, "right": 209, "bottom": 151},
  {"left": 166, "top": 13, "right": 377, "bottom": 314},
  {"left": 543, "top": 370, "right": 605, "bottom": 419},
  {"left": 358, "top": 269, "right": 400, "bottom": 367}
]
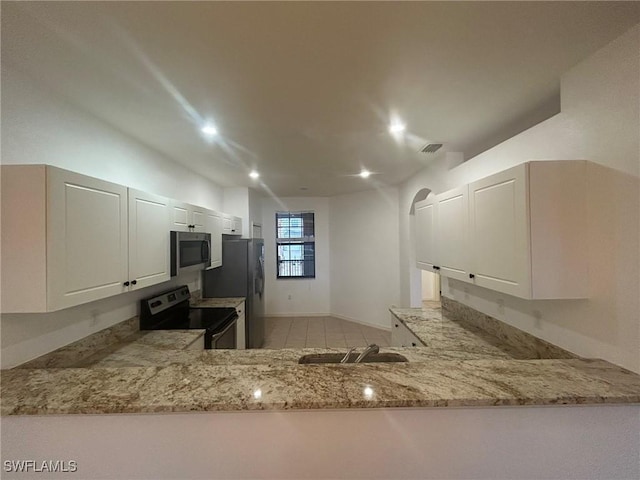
[
  {"left": 354, "top": 344, "right": 380, "bottom": 363},
  {"left": 340, "top": 347, "right": 357, "bottom": 363}
]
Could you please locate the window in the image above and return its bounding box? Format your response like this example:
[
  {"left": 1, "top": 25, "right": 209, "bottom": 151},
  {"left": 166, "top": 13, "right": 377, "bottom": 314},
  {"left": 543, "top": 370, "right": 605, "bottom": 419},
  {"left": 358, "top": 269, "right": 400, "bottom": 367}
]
[{"left": 276, "top": 211, "right": 315, "bottom": 278}]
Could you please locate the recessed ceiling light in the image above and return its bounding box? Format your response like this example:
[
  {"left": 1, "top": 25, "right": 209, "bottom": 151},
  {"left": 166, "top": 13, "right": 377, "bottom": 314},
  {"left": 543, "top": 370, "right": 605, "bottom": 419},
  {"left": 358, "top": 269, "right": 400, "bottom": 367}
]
[
  {"left": 359, "top": 170, "right": 371, "bottom": 179},
  {"left": 201, "top": 124, "right": 218, "bottom": 136},
  {"left": 249, "top": 170, "right": 260, "bottom": 179},
  {"left": 388, "top": 122, "right": 406, "bottom": 134}
]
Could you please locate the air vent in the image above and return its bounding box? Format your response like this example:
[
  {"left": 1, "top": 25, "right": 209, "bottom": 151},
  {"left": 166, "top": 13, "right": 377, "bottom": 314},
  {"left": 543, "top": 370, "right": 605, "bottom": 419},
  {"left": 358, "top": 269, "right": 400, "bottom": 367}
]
[{"left": 420, "top": 143, "right": 443, "bottom": 154}]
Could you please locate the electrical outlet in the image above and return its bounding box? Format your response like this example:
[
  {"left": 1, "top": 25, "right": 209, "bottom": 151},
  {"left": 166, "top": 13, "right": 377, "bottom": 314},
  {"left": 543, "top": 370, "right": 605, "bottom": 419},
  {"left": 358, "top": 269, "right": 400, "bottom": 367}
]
[{"left": 287, "top": 294, "right": 292, "bottom": 300}]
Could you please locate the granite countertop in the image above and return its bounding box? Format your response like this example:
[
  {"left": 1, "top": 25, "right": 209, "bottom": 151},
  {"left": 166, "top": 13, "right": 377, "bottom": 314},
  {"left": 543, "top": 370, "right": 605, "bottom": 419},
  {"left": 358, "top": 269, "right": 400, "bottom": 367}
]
[
  {"left": 3, "top": 305, "right": 640, "bottom": 415},
  {"left": 190, "top": 297, "right": 245, "bottom": 309},
  {"left": 3, "top": 358, "right": 639, "bottom": 415},
  {"left": 72, "top": 330, "right": 206, "bottom": 368}
]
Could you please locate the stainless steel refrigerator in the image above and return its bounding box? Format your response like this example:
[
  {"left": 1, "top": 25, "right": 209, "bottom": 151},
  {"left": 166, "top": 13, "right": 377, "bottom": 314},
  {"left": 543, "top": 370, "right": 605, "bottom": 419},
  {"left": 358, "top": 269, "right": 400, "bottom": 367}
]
[{"left": 202, "top": 237, "right": 265, "bottom": 348}]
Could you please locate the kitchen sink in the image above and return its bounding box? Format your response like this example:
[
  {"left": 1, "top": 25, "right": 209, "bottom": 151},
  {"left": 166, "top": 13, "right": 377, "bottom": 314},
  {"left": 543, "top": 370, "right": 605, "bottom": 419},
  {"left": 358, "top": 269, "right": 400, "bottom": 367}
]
[{"left": 298, "top": 353, "right": 408, "bottom": 364}]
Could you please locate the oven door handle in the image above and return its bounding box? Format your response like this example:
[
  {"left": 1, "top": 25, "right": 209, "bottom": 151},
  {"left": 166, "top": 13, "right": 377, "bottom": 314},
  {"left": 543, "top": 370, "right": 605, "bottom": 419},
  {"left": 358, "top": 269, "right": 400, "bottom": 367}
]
[{"left": 210, "top": 317, "right": 237, "bottom": 342}]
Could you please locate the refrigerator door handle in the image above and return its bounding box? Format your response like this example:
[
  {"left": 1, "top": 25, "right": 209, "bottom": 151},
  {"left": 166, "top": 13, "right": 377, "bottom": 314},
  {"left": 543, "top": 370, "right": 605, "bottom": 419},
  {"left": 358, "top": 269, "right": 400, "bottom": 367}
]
[{"left": 257, "top": 257, "right": 265, "bottom": 298}]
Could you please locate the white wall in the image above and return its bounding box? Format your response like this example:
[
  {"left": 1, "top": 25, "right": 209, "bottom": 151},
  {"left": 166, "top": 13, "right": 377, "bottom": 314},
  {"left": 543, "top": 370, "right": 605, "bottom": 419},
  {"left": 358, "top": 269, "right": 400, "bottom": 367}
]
[
  {"left": 223, "top": 186, "right": 265, "bottom": 238},
  {"left": 329, "top": 188, "right": 400, "bottom": 329},
  {"left": 1, "top": 68, "right": 224, "bottom": 211},
  {"left": 0, "top": 67, "right": 226, "bottom": 368},
  {"left": 261, "top": 197, "right": 331, "bottom": 316},
  {"left": 2, "top": 405, "right": 638, "bottom": 479},
  {"left": 248, "top": 187, "right": 264, "bottom": 237},
  {"left": 400, "top": 25, "right": 640, "bottom": 372},
  {"left": 421, "top": 270, "right": 439, "bottom": 301}
]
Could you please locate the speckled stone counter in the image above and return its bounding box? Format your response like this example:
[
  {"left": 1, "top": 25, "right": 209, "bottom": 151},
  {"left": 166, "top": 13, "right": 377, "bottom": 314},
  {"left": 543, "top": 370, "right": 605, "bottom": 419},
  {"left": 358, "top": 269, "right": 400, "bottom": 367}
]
[
  {"left": 191, "top": 297, "right": 245, "bottom": 309},
  {"left": 3, "top": 304, "right": 640, "bottom": 415},
  {"left": 2, "top": 357, "right": 640, "bottom": 415},
  {"left": 389, "top": 306, "right": 577, "bottom": 360}
]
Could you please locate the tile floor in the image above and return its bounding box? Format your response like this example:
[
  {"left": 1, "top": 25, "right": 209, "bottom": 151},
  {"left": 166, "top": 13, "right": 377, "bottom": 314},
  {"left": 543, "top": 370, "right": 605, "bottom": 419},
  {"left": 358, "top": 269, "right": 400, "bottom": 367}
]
[{"left": 262, "top": 316, "right": 391, "bottom": 349}]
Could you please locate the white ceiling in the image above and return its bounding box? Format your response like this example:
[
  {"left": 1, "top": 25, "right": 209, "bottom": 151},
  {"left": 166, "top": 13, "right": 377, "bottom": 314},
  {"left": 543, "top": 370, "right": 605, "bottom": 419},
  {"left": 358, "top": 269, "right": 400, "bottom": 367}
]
[{"left": 3, "top": 2, "right": 639, "bottom": 197}]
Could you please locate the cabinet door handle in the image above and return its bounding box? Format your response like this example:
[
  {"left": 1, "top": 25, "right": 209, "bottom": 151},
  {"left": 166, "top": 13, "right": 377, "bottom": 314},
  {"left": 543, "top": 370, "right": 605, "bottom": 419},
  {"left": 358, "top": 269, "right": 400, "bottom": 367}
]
[
  {"left": 433, "top": 266, "right": 440, "bottom": 270},
  {"left": 131, "top": 280, "right": 138, "bottom": 285},
  {"left": 469, "top": 273, "right": 475, "bottom": 279},
  {"left": 394, "top": 324, "right": 399, "bottom": 328},
  {"left": 123, "top": 281, "right": 130, "bottom": 287}
]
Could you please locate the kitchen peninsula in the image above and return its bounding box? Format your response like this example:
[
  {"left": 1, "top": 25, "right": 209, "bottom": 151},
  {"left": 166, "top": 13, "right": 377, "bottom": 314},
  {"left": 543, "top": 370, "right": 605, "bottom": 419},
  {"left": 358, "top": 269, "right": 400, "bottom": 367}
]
[
  {"left": 2, "top": 301, "right": 639, "bottom": 480},
  {"left": 3, "top": 302, "right": 639, "bottom": 415}
]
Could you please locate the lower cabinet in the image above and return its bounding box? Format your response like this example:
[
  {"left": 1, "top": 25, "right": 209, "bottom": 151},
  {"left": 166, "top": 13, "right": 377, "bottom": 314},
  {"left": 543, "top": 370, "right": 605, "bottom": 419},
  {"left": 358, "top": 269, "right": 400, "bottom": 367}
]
[
  {"left": 236, "top": 301, "right": 246, "bottom": 349},
  {"left": 391, "top": 316, "right": 423, "bottom": 347}
]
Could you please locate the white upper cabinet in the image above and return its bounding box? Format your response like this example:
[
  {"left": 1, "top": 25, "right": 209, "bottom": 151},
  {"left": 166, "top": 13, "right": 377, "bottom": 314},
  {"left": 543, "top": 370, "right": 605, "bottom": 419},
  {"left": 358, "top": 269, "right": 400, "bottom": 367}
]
[
  {"left": 222, "top": 214, "right": 233, "bottom": 234},
  {"left": 1, "top": 166, "right": 131, "bottom": 312},
  {"left": 415, "top": 161, "right": 588, "bottom": 300},
  {"left": 191, "top": 207, "right": 206, "bottom": 232},
  {"left": 435, "top": 186, "right": 469, "bottom": 282},
  {"left": 1, "top": 164, "right": 244, "bottom": 312},
  {"left": 222, "top": 214, "right": 242, "bottom": 235},
  {"left": 171, "top": 201, "right": 206, "bottom": 232},
  {"left": 415, "top": 187, "right": 469, "bottom": 282},
  {"left": 468, "top": 165, "right": 530, "bottom": 297},
  {"left": 232, "top": 216, "right": 243, "bottom": 236},
  {"left": 47, "top": 168, "right": 130, "bottom": 311},
  {"left": 414, "top": 196, "right": 437, "bottom": 271},
  {"left": 205, "top": 209, "right": 223, "bottom": 269},
  {"left": 128, "top": 189, "right": 172, "bottom": 291}
]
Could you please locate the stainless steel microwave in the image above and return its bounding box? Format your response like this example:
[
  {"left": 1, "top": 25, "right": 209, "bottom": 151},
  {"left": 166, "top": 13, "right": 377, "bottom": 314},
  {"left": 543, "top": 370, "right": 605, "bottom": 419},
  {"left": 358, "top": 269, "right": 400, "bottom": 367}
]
[{"left": 170, "top": 231, "right": 211, "bottom": 277}]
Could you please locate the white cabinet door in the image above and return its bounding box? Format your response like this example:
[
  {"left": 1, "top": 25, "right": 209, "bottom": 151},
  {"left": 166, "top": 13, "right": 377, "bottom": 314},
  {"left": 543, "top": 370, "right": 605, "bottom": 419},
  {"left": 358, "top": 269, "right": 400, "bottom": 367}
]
[
  {"left": 236, "top": 301, "right": 246, "bottom": 349},
  {"left": 390, "top": 317, "right": 423, "bottom": 348},
  {"left": 414, "top": 197, "right": 437, "bottom": 271},
  {"left": 47, "top": 168, "right": 129, "bottom": 310},
  {"left": 468, "top": 164, "right": 531, "bottom": 298},
  {"left": 172, "top": 202, "right": 206, "bottom": 233},
  {"left": 391, "top": 316, "right": 404, "bottom": 347},
  {"left": 205, "top": 209, "right": 223, "bottom": 269},
  {"left": 191, "top": 207, "right": 206, "bottom": 232},
  {"left": 222, "top": 214, "right": 233, "bottom": 234},
  {"left": 171, "top": 201, "right": 190, "bottom": 232},
  {"left": 436, "top": 186, "right": 469, "bottom": 281},
  {"left": 231, "top": 216, "right": 242, "bottom": 236},
  {"left": 128, "top": 189, "right": 171, "bottom": 290}
]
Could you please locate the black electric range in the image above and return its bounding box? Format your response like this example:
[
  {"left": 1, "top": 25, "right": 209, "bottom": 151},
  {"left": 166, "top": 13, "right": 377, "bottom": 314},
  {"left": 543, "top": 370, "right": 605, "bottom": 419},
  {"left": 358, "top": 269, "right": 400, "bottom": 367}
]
[{"left": 140, "top": 285, "right": 238, "bottom": 349}]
